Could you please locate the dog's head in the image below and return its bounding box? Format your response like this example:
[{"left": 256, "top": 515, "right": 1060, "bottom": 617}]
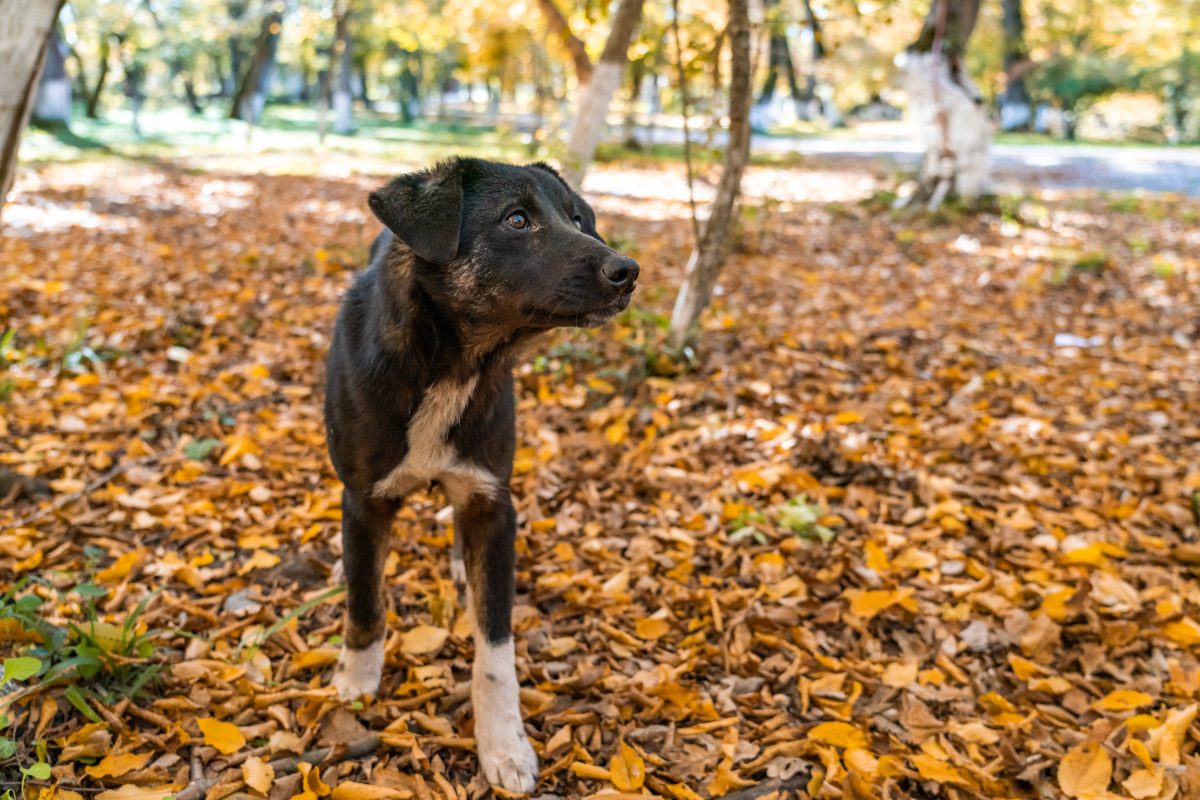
[{"left": 368, "top": 158, "right": 638, "bottom": 331}]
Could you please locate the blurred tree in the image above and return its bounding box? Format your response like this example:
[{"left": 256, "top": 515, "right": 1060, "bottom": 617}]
[
  {"left": 997, "top": 0, "right": 1030, "bottom": 129},
  {"left": 898, "top": 0, "right": 990, "bottom": 209},
  {"left": 230, "top": 0, "right": 283, "bottom": 122},
  {"left": 1, "top": 0, "right": 65, "bottom": 219},
  {"left": 668, "top": 0, "right": 751, "bottom": 349},
  {"left": 550, "top": 0, "right": 646, "bottom": 186}
]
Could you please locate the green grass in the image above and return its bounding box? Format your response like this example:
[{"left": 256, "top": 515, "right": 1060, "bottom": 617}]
[{"left": 21, "top": 103, "right": 536, "bottom": 170}]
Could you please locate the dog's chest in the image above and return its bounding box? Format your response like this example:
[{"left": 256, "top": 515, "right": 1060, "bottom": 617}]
[{"left": 372, "top": 375, "right": 496, "bottom": 503}]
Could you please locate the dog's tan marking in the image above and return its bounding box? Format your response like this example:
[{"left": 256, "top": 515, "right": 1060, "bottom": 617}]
[{"left": 372, "top": 375, "right": 502, "bottom": 502}]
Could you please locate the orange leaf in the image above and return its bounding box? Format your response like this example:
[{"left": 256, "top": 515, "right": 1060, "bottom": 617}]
[
  {"left": 609, "top": 740, "right": 646, "bottom": 791},
  {"left": 197, "top": 717, "right": 245, "bottom": 755},
  {"left": 1057, "top": 741, "right": 1113, "bottom": 798}
]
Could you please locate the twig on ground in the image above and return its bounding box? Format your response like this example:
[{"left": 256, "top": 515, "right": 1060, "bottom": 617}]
[{"left": 718, "top": 772, "right": 809, "bottom": 800}]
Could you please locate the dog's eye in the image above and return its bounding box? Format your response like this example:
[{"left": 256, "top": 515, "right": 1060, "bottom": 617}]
[
  {"left": 505, "top": 212, "right": 529, "bottom": 230},
  {"left": 572, "top": 215, "right": 583, "bottom": 230}
]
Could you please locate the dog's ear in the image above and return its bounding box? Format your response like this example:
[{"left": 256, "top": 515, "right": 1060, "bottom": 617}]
[{"left": 368, "top": 163, "right": 464, "bottom": 264}]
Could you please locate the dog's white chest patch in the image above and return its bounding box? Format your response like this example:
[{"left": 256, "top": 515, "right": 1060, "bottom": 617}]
[{"left": 372, "top": 375, "right": 499, "bottom": 504}]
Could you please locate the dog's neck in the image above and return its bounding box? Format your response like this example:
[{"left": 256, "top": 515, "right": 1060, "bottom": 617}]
[{"left": 376, "top": 241, "right": 529, "bottom": 377}]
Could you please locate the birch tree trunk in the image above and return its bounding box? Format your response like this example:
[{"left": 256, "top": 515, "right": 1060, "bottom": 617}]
[
  {"left": 560, "top": 0, "right": 645, "bottom": 187},
  {"left": 332, "top": 3, "right": 353, "bottom": 135},
  {"left": 898, "top": 0, "right": 990, "bottom": 209},
  {"left": 667, "top": 0, "right": 752, "bottom": 349},
  {"left": 1, "top": 0, "right": 64, "bottom": 222}
]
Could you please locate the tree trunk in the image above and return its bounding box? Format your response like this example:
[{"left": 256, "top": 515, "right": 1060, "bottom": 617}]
[
  {"left": 899, "top": 0, "right": 990, "bottom": 209},
  {"left": 998, "top": 0, "right": 1031, "bottom": 130},
  {"left": 35, "top": 24, "right": 71, "bottom": 124},
  {"left": 86, "top": 33, "right": 113, "bottom": 119},
  {"left": 667, "top": 0, "right": 752, "bottom": 350},
  {"left": 230, "top": 9, "right": 282, "bottom": 122},
  {"left": 1, "top": 0, "right": 64, "bottom": 222},
  {"left": 560, "top": 0, "right": 645, "bottom": 187},
  {"left": 533, "top": 0, "right": 594, "bottom": 85},
  {"left": 332, "top": 3, "right": 353, "bottom": 135}
]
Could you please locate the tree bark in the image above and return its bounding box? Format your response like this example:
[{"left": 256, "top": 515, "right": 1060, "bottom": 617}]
[
  {"left": 230, "top": 8, "right": 282, "bottom": 122},
  {"left": 86, "top": 33, "right": 113, "bottom": 119},
  {"left": 667, "top": 0, "right": 752, "bottom": 349},
  {"left": 332, "top": 2, "right": 353, "bottom": 135},
  {"left": 899, "top": 0, "right": 990, "bottom": 209},
  {"left": 533, "top": 0, "right": 594, "bottom": 85},
  {"left": 998, "top": 0, "right": 1031, "bottom": 130},
  {"left": 1, "top": 0, "right": 64, "bottom": 222},
  {"left": 560, "top": 0, "right": 645, "bottom": 187}
]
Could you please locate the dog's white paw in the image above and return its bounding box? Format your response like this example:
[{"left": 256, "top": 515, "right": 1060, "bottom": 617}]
[
  {"left": 477, "top": 725, "right": 539, "bottom": 794},
  {"left": 332, "top": 638, "right": 384, "bottom": 701}
]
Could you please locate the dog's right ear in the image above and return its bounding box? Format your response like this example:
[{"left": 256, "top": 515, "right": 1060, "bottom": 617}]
[{"left": 368, "top": 163, "right": 463, "bottom": 264}]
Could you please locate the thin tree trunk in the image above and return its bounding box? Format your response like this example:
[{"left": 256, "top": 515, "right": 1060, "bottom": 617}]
[
  {"left": 998, "top": 0, "right": 1031, "bottom": 130},
  {"left": 86, "top": 33, "right": 113, "bottom": 119},
  {"left": 560, "top": 0, "right": 646, "bottom": 187},
  {"left": 667, "top": 0, "right": 752, "bottom": 349},
  {"left": 1, "top": 0, "right": 65, "bottom": 222},
  {"left": 332, "top": 2, "right": 353, "bottom": 135},
  {"left": 533, "top": 0, "right": 594, "bottom": 85},
  {"left": 230, "top": 9, "right": 282, "bottom": 122}
]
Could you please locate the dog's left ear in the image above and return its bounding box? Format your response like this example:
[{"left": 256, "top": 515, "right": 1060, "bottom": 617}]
[{"left": 368, "top": 162, "right": 464, "bottom": 264}]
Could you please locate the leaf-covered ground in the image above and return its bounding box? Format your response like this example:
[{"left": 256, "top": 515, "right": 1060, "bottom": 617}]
[{"left": 2, "top": 157, "right": 1200, "bottom": 800}]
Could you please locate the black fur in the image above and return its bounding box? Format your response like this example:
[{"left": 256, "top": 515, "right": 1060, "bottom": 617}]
[{"left": 325, "top": 157, "right": 638, "bottom": 652}]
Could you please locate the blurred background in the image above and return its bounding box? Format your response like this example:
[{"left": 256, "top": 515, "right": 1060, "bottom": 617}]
[{"left": 10, "top": 0, "right": 1200, "bottom": 195}]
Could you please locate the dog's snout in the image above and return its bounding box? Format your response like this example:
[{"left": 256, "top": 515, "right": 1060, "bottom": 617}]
[{"left": 602, "top": 256, "right": 639, "bottom": 291}]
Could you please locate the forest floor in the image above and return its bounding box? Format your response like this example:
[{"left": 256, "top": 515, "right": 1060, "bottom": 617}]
[{"left": 2, "top": 153, "right": 1200, "bottom": 800}]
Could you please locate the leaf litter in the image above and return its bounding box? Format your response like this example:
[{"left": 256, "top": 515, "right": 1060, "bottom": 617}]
[{"left": 1, "top": 160, "right": 1200, "bottom": 799}]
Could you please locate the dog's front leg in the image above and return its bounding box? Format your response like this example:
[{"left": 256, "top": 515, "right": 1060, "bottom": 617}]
[
  {"left": 333, "top": 490, "right": 395, "bottom": 700},
  {"left": 457, "top": 490, "right": 539, "bottom": 793}
]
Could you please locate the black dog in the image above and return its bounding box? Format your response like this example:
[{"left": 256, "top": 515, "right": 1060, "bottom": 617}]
[{"left": 324, "top": 158, "right": 638, "bottom": 792}]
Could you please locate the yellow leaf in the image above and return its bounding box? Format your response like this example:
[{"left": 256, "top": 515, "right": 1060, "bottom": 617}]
[
  {"left": 94, "top": 786, "right": 176, "bottom": 800},
  {"left": 330, "top": 783, "right": 412, "bottom": 800},
  {"left": 706, "top": 760, "right": 755, "bottom": 796},
  {"left": 238, "top": 549, "right": 280, "bottom": 575},
  {"left": 834, "top": 410, "right": 863, "bottom": 424},
  {"left": 291, "top": 649, "right": 340, "bottom": 671},
  {"left": 946, "top": 721, "right": 1000, "bottom": 745},
  {"left": 910, "top": 754, "right": 969, "bottom": 786},
  {"left": 666, "top": 783, "right": 704, "bottom": 800},
  {"left": 1163, "top": 618, "right": 1200, "bottom": 647},
  {"left": 881, "top": 660, "right": 917, "bottom": 688},
  {"left": 1121, "top": 768, "right": 1164, "bottom": 799},
  {"left": 635, "top": 618, "right": 670, "bottom": 641},
  {"left": 84, "top": 751, "right": 151, "bottom": 779},
  {"left": 845, "top": 589, "right": 896, "bottom": 619},
  {"left": 242, "top": 756, "right": 274, "bottom": 795},
  {"left": 808, "top": 721, "right": 867, "bottom": 749},
  {"left": 609, "top": 740, "right": 646, "bottom": 791},
  {"left": 864, "top": 541, "right": 890, "bottom": 572},
  {"left": 1092, "top": 690, "right": 1153, "bottom": 712},
  {"left": 15, "top": 549, "right": 43, "bottom": 573},
  {"left": 1058, "top": 741, "right": 1113, "bottom": 798},
  {"left": 1146, "top": 703, "right": 1198, "bottom": 766},
  {"left": 844, "top": 748, "right": 879, "bottom": 779},
  {"left": 295, "top": 763, "right": 331, "bottom": 800},
  {"left": 97, "top": 551, "right": 142, "bottom": 583},
  {"left": 569, "top": 763, "right": 611, "bottom": 780},
  {"left": 197, "top": 717, "right": 246, "bottom": 755},
  {"left": 218, "top": 434, "right": 261, "bottom": 467},
  {"left": 401, "top": 624, "right": 448, "bottom": 656}
]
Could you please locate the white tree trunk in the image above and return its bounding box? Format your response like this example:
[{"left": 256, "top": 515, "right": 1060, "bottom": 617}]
[
  {"left": 333, "top": 89, "right": 353, "bottom": 134},
  {"left": 901, "top": 50, "right": 992, "bottom": 206},
  {"left": 1, "top": 0, "right": 62, "bottom": 222},
  {"left": 667, "top": 0, "right": 752, "bottom": 349},
  {"left": 561, "top": 60, "right": 623, "bottom": 188}
]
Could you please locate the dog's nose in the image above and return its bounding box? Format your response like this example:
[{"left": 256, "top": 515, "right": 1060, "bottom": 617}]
[{"left": 602, "top": 256, "right": 640, "bottom": 291}]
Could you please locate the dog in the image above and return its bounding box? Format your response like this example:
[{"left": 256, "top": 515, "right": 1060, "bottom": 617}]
[{"left": 323, "top": 157, "right": 639, "bottom": 792}]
